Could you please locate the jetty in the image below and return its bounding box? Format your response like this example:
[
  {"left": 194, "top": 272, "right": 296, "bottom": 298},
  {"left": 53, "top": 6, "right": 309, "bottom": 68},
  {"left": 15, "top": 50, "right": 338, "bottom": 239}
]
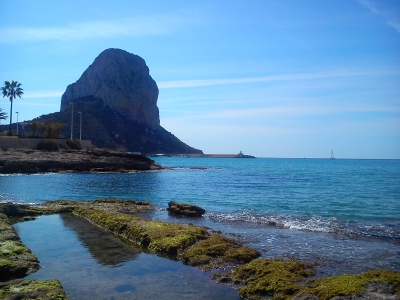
[{"left": 153, "top": 151, "right": 256, "bottom": 158}]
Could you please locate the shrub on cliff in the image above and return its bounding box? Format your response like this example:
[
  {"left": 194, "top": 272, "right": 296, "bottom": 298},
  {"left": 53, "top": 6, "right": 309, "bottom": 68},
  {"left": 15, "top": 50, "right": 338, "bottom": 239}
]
[
  {"left": 36, "top": 140, "right": 60, "bottom": 151},
  {"left": 66, "top": 139, "right": 82, "bottom": 150}
]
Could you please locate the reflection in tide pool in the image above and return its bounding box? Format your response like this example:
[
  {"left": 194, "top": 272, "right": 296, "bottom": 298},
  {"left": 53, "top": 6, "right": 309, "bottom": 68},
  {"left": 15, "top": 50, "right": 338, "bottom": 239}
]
[{"left": 14, "top": 215, "right": 239, "bottom": 300}]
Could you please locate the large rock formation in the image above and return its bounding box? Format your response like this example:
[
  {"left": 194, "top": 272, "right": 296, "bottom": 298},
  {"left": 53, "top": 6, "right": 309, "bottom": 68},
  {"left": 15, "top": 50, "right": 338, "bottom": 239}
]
[
  {"left": 52, "top": 49, "right": 202, "bottom": 154},
  {"left": 0, "top": 49, "right": 202, "bottom": 154},
  {"left": 61, "top": 48, "right": 160, "bottom": 128}
]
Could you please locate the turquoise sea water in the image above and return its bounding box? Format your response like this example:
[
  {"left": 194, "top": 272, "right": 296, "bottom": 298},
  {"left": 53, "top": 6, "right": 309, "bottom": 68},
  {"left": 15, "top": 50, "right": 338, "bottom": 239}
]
[
  {"left": 2, "top": 158, "right": 399, "bottom": 235},
  {"left": 2, "top": 157, "right": 400, "bottom": 296}
]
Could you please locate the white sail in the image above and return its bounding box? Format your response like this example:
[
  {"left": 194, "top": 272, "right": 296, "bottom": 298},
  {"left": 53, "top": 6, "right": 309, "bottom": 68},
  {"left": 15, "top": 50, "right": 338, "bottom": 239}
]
[{"left": 331, "top": 150, "right": 335, "bottom": 159}]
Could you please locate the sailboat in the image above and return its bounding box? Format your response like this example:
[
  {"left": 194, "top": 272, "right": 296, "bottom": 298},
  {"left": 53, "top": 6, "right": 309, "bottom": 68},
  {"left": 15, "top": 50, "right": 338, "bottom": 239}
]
[{"left": 330, "top": 150, "right": 335, "bottom": 160}]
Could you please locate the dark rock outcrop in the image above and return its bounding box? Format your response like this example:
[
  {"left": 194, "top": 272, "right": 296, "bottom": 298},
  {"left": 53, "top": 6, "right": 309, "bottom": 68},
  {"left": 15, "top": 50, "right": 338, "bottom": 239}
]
[
  {"left": 30, "top": 97, "right": 202, "bottom": 154},
  {"left": 61, "top": 48, "right": 159, "bottom": 128},
  {"left": 167, "top": 201, "right": 206, "bottom": 217},
  {"left": 0, "top": 148, "right": 161, "bottom": 174}
]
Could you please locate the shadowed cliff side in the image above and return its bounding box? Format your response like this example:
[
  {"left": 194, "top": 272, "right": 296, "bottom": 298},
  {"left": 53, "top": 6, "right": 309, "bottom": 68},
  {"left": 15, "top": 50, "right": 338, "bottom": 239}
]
[{"left": 25, "top": 98, "right": 202, "bottom": 154}]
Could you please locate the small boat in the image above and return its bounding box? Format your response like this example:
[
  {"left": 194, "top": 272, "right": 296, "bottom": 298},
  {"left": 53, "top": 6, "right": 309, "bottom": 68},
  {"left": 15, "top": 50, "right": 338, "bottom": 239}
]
[{"left": 330, "top": 150, "right": 335, "bottom": 160}]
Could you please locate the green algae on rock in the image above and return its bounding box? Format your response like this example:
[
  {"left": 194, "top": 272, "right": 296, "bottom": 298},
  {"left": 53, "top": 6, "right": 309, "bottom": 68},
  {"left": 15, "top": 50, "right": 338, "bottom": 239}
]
[
  {"left": 167, "top": 201, "right": 206, "bottom": 217},
  {"left": 217, "top": 257, "right": 400, "bottom": 300},
  {"left": 71, "top": 202, "right": 259, "bottom": 266},
  {"left": 0, "top": 213, "right": 40, "bottom": 281},
  {"left": 40, "top": 198, "right": 155, "bottom": 216},
  {"left": 300, "top": 269, "right": 400, "bottom": 300},
  {"left": 2, "top": 200, "right": 399, "bottom": 300},
  {"left": 226, "top": 258, "right": 316, "bottom": 300},
  {"left": 0, "top": 279, "right": 68, "bottom": 300},
  {"left": 181, "top": 234, "right": 260, "bottom": 270},
  {"left": 72, "top": 206, "right": 209, "bottom": 256}
]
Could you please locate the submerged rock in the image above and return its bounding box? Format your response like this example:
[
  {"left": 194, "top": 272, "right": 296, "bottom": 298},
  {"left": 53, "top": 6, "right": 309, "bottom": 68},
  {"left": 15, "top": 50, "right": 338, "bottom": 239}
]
[{"left": 167, "top": 201, "right": 206, "bottom": 217}]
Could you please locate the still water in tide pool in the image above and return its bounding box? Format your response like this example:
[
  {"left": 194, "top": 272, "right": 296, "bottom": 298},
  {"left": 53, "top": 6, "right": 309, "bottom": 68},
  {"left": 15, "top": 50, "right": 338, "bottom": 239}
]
[
  {"left": 14, "top": 214, "right": 239, "bottom": 300},
  {"left": 2, "top": 157, "right": 400, "bottom": 296}
]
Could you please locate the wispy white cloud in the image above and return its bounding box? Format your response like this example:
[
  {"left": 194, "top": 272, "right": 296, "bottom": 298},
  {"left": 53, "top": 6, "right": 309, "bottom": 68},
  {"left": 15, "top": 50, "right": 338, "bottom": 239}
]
[
  {"left": 162, "top": 101, "right": 399, "bottom": 120},
  {"left": 356, "top": 0, "right": 400, "bottom": 33},
  {"left": 0, "top": 13, "right": 190, "bottom": 43},
  {"left": 158, "top": 70, "right": 400, "bottom": 89}
]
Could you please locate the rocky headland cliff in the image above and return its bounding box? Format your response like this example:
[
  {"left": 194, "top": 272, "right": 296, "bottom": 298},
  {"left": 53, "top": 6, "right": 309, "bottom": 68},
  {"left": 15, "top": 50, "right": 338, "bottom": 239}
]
[
  {"left": 60, "top": 48, "right": 160, "bottom": 128},
  {"left": 2, "top": 49, "right": 202, "bottom": 155}
]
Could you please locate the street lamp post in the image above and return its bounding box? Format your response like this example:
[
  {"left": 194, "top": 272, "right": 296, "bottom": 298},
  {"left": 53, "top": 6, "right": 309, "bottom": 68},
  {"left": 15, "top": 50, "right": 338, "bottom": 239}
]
[
  {"left": 78, "top": 112, "right": 82, "bottom": 140},
  {"left": 16, "top": 112, "right": 19, "bottom": 135},
  {"left": 69, "top": 102, "right": 73, "bottom": 139}
]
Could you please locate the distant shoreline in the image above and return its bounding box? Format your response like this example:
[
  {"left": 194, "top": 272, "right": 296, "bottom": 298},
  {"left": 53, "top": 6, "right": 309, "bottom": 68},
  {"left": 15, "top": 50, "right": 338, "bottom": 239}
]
[{"left": 152, "top": 152, "right": 256, "bottom": 158}]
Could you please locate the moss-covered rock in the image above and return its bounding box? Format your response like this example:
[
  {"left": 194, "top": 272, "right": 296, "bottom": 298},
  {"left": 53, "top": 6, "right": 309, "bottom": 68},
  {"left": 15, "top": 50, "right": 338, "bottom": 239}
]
[
  {"left": 227, "top": 258, "right": 316, "bottom": 300},
  {"left": 72, "top": 206, "right": 209, "bottom": 256},
  {"left": 91, "top": 198, "right": 155, "bottom": 214},
  {"left": 0, "top": 214, "right": 18, "bottom": 242},
  {"left": 220, "top": 258, "right": 400, "bottom": 300},
  {"left": 0, "top": 279, "right": 68, "bottom": 299},
  {"left": 181, "top": 234, "right": 260, "bottom": 270},
  {"left": 300, "top": 270, "right": 400, "bottom": 300},
  {"left": 167, "top": 201, "right": 206, "bottom": 217},
  {"left": 0, "top": 213, "right": 40, "bottom": 281},
  {"left": 3, "top": 200, "right": 399, "bottom": 300}
]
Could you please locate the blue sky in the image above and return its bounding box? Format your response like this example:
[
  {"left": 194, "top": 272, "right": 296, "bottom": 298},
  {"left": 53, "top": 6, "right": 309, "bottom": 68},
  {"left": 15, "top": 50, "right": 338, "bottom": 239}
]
[{"left": 0, "top": 0, "right": 399, "bottom": 158}]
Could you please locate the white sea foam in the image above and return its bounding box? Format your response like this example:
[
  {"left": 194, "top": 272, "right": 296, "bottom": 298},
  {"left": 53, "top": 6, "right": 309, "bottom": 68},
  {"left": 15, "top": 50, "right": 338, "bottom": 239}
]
[{"left": 206, "top": 211, "right": 400, "bottom": 239}]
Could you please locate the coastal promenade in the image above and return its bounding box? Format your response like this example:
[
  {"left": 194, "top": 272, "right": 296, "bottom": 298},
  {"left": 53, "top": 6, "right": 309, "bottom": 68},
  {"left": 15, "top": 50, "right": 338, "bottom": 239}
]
[{"left": 0, "top": 136, "right": 92, "bottom": 150}]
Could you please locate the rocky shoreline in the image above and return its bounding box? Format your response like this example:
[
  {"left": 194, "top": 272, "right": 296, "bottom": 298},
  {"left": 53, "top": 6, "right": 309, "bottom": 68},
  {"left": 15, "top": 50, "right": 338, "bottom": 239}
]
[
  {"left": 0, "top": 148, "right": 161, "bottom": 174},
  {"left": 0, "top": 200, "right": 399, "bottom": 299}
]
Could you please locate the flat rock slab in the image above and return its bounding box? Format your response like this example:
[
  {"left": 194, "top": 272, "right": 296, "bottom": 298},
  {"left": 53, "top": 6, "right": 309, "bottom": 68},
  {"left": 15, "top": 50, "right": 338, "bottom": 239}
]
[{"left": 0, "top": 148, "right": 161, "bottom": 174}]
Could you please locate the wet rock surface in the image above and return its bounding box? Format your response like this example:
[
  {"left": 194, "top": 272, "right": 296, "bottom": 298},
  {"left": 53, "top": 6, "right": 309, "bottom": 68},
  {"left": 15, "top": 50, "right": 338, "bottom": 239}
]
[
  {"left": 0, "top": 213, "right": 39, "bottom": 281},
  {"left": 167, "top": 201, "right": 206, "bottom": 217},
  {"left": 0, "top": 279, "right": 68, "bottom": 300},
  {"left": 0, "top": 148, "right": 161, "bottom": 174},
  {"left": 1, "top": 200, "right": 399, "bottom": 300},
  {"left": 329, "top": 282, "right": 400, "bottom": 300}
]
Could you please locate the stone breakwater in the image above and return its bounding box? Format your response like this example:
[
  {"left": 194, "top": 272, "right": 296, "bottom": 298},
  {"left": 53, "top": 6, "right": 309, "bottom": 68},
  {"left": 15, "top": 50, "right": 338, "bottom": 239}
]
[
  {"left": 0, "top": 200, "right": 399, "bottom": 300},
  {"left": 0, "top": 148, "right": 161, "bottom": 174}
]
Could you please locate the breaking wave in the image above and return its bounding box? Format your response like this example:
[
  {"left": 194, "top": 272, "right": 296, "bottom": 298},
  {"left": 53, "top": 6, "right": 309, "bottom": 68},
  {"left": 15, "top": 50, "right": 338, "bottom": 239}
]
[{"left": 206, "top": 210, "right": 400, "bottom": 239}]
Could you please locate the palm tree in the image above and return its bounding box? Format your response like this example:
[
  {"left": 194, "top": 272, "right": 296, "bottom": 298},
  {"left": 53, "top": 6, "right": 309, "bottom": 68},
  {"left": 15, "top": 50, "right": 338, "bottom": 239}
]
[
  {"left": 0, "top": 108, "right": 7, "bottom": 124},
  {"left": 1, "top": 80, "right": 24, "bottom": 135}
]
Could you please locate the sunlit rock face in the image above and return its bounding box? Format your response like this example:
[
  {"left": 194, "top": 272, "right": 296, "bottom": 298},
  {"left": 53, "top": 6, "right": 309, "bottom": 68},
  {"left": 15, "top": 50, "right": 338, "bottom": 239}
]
[{"left": 60, "top": 48, "right": 160, "bottom": 128}]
